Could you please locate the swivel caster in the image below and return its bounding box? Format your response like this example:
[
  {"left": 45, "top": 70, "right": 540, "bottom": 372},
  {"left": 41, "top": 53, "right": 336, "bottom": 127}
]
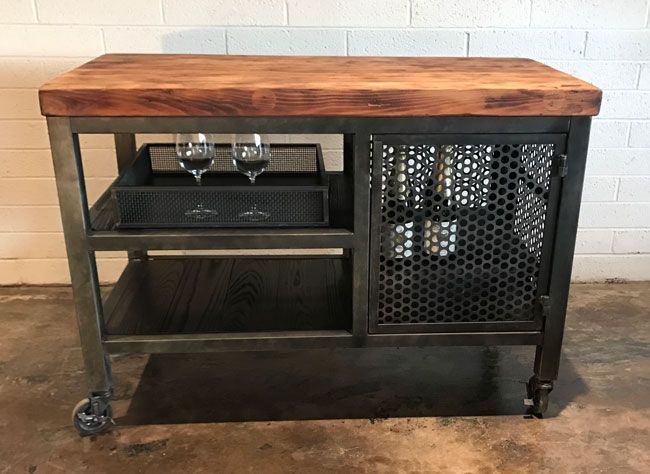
[
  {"left": 72, "top": 395, "right": 114, "bottom": 436},
  {"left": 524, "top": 376, "right": 553, "bottom": 416}
]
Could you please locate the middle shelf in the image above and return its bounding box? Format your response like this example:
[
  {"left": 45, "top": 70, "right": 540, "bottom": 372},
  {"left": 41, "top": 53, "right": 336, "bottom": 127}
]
[{"left": 88, "top": 171, "right": 355, "bottom": 250}]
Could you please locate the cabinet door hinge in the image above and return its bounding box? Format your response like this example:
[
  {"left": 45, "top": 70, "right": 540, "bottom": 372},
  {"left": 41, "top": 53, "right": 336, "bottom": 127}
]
[{"left": 553, "top": 154, "right": 568, "bottom": 178}]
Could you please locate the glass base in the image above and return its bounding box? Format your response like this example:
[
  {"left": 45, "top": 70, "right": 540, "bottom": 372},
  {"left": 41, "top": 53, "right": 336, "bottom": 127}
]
[
  {"left": 184, "top": 204, "right": 218, "bottom": 220},
  {"left": 238, "top": 207, "right": 270, "bottom": 222}
]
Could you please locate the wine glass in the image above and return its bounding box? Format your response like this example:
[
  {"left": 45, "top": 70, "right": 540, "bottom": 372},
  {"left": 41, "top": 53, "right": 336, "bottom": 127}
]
[
  {"left": 175, "top": 133, "right": 214, "bottom": 186},
  {"left": 231, "top": 133, "right": 271, "bottom": 222},
  {"left": 231, "top": 133, "right": 271, "bottom": 184},
  {"left": 175, "top": 133, "right": 218, "bottom": 220}
]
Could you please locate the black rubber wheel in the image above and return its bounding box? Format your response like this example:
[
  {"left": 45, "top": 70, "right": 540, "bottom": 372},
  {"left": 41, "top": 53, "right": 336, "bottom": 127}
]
[
  {"left": 526, "top": 376, "right": 551, "bottom": 416},
  {"left": 72, "top": 398, "right": 113, "bottom": 436},
  {"left": 531, "top": 389, "right": 549, "bottom": 415}
]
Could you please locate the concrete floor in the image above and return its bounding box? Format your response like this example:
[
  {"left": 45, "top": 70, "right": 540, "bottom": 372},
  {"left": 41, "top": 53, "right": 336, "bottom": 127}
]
[{"left": 0, "top": 283, "right": 648, "bottom": 473}]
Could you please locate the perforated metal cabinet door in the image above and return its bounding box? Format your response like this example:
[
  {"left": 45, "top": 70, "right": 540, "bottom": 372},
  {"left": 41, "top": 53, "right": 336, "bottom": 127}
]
[{"left": 369, "top": 134, "right": 567, "bottom": 334}]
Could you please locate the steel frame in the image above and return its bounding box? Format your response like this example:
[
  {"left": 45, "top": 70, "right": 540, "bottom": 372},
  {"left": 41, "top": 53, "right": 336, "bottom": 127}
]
[{"left": 47, "top": 115, "right": 591, "bottom": 409}]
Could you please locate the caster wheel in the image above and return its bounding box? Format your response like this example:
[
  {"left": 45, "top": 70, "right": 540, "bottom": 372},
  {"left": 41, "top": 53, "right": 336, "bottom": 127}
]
[
  {"left": 72, "top": 398, "right": 113, "bottom": 436},
  {"left": 526, "top": 376, "right": 553, "bottom": 416}
]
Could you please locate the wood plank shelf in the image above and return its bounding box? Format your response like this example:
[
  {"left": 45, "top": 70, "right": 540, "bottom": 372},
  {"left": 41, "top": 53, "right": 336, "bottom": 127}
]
[
  {"left": 88, "top": 172, "right": 355, "bottom": 250},
  {"left": 103, "top": 256, "right": 352, "bottom": 336}
]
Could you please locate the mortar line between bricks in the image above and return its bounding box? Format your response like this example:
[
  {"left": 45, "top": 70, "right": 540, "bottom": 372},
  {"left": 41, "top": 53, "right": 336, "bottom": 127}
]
[
  {"left": 589, "top": 146, "right": 650, "bottom": 150},
  {"left": 0, "top": 176, "right": 114, "bottom": 180},
  {"left": 584, "top": 175, "right": 650, "bottom": 179},
  {"left": 407, "top": 0, "right": 412, "bottom": 26},
  {"left": 626, "top": 123, "right": 633, "bottom": 146},
  {"left": 0, "top": 56, "right": 643, "bottom": 64},
  {"left": 572, "top": 253, "right": 650, "bottom": 256},
  {"left": 0, "top": 56, "right": 615, "bottom": 63},
  {"left": 0, "top": 55, "right": 95, "bottom": 60},
  {"left": 159, "top": 0, "right": 165, "bottom": 24},
  {"left": 0, "top": 257, "right": 126, "bottom": 261},
  {"left": 9, "top": 24, "right": 649, "bottom": 31},
  {"left": 30, "top": 0, "right": 38, "bottom": 22},
  {"left": 581, "top": 200, "right": 650, "bottom": 204},
  {"left": 0, "top": 231, "right": 65, "bottom": 235},
  {"left": 578, "top": 227, "right": 650, "bottom": 231},
  {"left": 99, "top": 28, "right": 106, "bottom": 54},
  {"left": 0, "top": 204, "right": 61, "bottom": 208},
  {"left": 594, "top": 89, "right": 650, "bottom": 92},
  {"left": 635, "top": 65, "right": 643, "bottom": 89}
]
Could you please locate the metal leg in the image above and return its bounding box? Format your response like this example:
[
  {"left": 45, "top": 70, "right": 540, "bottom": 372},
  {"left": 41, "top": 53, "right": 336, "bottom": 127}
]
[
  {"left": 351, "top": 132, "right": 371, "bottom": 337},
  {"left": 114, "top": 133, "right": 147, "bottom": 261},
  {"left": 114, "top": 132, "right": 136, "bottom": 171},
  {"left": 48, "top": 117, "right": 112, "bottom": 396},
  {"left": 533, "top": 117, "right": 592, "bottom": 389}
]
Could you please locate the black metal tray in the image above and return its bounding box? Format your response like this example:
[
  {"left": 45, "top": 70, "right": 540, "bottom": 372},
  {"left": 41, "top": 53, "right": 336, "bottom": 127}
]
[{"left": 112, "top": 143, "right": 329, "bottom": 228}]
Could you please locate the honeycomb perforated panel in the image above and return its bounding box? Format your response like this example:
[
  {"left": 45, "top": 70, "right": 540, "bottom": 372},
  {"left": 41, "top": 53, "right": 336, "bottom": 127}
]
[{"left": 374, "top": 140, "right": 557, "bottom": 328}]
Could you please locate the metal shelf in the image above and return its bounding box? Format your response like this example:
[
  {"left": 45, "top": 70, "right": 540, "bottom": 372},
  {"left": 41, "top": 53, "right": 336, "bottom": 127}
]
[{"left": 88, "top": 172, "right": 355, "bottom": 250}]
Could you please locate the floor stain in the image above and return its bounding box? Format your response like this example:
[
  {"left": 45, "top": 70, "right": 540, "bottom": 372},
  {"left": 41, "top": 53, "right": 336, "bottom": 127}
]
[{"left": 124, "top": 439, "right": 168, "bottom": 457}]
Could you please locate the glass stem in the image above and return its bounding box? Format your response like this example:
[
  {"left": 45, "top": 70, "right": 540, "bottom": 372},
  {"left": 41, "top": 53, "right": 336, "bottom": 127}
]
[
  {"left": 249, "top": 174, "right": 256, "bottom": 185},
  {"left": 195, "top": 173, "right": 202, "bottom": 186}
]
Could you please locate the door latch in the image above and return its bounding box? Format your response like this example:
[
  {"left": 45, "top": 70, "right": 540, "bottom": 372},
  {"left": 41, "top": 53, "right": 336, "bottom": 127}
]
[
  {"left": 538, "top": 295, "right": 551, "bottom": 318},
  {"left": 553, "top": 154, "right": 568, "bottom": 178}
]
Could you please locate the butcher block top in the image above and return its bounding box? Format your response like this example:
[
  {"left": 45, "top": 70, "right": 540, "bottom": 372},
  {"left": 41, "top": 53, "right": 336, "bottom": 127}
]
[{"left": 39, "top": 54, "right": 601, "bottom": 118}]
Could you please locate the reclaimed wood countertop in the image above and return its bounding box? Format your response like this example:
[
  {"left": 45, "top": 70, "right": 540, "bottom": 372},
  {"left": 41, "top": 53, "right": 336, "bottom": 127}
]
[{"left": 39, "top": 54, "right": 601, "bottom": 118}]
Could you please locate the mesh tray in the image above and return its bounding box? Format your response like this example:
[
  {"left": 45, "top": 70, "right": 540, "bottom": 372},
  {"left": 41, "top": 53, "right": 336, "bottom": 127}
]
[{"left": 112, "top": 143, "right": 329, "bottom": 228}]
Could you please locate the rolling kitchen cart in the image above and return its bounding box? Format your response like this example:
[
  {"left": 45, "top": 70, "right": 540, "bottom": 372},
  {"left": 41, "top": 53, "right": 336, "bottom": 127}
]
[{"left": 38, "top": 55, "right": 601, "bottom": 435}]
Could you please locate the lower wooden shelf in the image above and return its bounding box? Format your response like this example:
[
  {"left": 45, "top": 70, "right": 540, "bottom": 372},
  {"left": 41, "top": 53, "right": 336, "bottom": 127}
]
[{"left": 103, "top": 256, "right": 352, "bottom": 336}]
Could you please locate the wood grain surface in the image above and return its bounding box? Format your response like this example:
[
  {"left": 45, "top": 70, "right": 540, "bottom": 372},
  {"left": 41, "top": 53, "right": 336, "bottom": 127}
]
[
  {"left": 104, "top": 257, "right": 352, "bottom": 335},
  {"left": 39, "top": 54, "right": 601, "bottom": 117}
]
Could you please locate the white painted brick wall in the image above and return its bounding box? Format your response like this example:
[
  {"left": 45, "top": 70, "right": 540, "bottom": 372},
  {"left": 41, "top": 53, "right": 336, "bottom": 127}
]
[
  {"left": 629, "top": 122, "right": 650, "bottom": 147},
  {"left": 0, "top": 0, "right": 649, "bottom": 283},
  {"left": 585, "top": 30, "right": 650, "bottom": 59},
  {"left": 287, "top": 0, "right": 409, "bottom": 27},
  {"left": 104, "top": 27, "right": 227, "bottom": 54},
  {"left": 35, "top": 0, "right": 163, "bottom": 25},
  {"left": 530, "top": 0, "right": 648, "bottom": 28},
  {"left": 618, "top": 177, "right": 650, "bottom": 201},
  {"left": 347, "top": 30, "right": 466, "bottom": 56},
  {"left": 412, "top": 0, "right": 530, "bottom": 28},
  {"left": 228, "top": 29, "right": 346, "bottom": 55},
  {"left": 614, "top": 231, "right": 650, "bottom": 253},
  {"left": 163, "top": 0, "right": 286, "bottom": 26},
  {"left": 469, "top": 30, "right": 586, "bottom": 59},
  {"left": 639, "top": 64, "right": 650, "bottom": 88}
]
